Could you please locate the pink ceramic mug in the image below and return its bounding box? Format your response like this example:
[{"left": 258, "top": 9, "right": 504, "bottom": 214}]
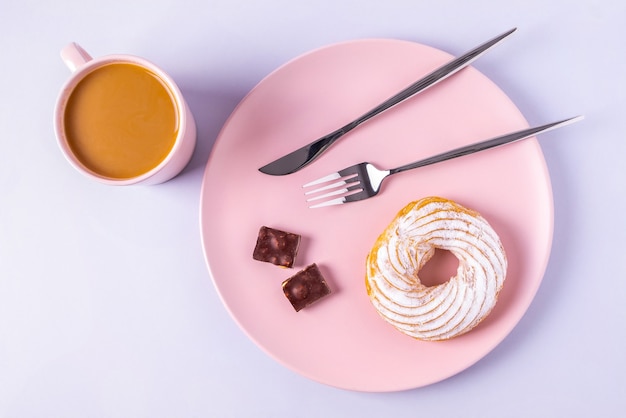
[{"left": 54, "top": 43, "right": 197, "bottom": 185}]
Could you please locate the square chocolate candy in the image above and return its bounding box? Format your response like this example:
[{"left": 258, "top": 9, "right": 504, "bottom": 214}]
[
  {"left": 252, "top": 226, "right": 301, "bottom": 268},
  {"left": 282, "top": 263, "right": 331, "bottom": 312}
]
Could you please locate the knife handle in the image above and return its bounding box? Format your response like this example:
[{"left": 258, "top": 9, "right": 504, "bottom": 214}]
[
  {"left": 304, "top": 128, "right": 347, "bottom": 159},
  {"left": 341, "top": 28, "right": 516, "bottom": 134}
]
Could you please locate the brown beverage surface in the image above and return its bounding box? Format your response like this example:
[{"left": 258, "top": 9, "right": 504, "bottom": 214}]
[{"left": 64, "top": 62, "right": 179, "bottom": 179}]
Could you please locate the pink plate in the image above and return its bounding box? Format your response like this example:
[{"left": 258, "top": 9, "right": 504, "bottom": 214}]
[{"left": 200, "top": 39, "right": 553, "bottom": 392}]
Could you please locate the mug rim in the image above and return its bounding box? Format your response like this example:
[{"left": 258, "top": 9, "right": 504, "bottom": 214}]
[{"left": 54, "top": 54, "right": 189, "bottom": 185}]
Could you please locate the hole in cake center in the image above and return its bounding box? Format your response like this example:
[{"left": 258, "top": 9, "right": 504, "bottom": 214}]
[{"left": 419, "top": 248, "right": 459, "bottom": 287}]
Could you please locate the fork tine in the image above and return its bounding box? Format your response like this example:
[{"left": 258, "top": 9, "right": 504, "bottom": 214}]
[
  {"left": 309, "top": 197, "right": 351, "bottom": 209},
  {"left": 302, "top": 164, "right": 361, "bottom": 187},
  {"left": 306, "top": 182, "right": 362, "bottom": 202},
  {"left": 303, "top": 163, "right": 369, "bottom": 207},
  {"left": 304, "top": 178, "right": 356, "bottom": 195},
  {"left": 302, "top": 172, "right": 342, "bottom": 188},
  {"left": 303, "top": 172, "right": 360, "bottom": 195},
  {"left": 308, "top": 186, "right": 369, "bottom": 208}
]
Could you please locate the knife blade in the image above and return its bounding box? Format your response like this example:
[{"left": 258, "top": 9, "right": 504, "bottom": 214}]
[{"left": 259, "top": 28, "right": 516, "bottom": 176}]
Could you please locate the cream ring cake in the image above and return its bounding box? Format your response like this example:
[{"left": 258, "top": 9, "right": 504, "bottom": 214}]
[{"left": 365, "top": 197, "right": 507, "bottom": 341}]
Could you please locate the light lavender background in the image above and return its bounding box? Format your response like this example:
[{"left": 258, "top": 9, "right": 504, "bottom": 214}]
[{"left": 1, "top": 1, "right": 624, "bottom": 417}]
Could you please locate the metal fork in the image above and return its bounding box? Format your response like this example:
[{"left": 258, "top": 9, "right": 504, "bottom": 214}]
[{"left": 303, "top": 116, "right": 582, "bottom": 208}]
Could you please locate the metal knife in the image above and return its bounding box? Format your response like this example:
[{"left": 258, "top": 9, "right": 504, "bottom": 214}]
[{"left": 259, "top": 28, "right": 516, "bottom": 176}]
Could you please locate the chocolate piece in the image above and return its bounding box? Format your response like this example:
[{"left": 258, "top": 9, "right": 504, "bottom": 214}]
[
  {"left": 252, "top": 226, "right": 300, "bottom": 268},
  {"left": 282, "top": 264, "right": 331, "bottom": 312}
]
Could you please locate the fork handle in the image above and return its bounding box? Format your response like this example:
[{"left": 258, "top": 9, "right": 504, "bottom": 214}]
[{"left": 389, "top": 116, "right": 583, "bottom": 175}]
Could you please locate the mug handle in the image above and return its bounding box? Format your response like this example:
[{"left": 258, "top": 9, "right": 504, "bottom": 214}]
[{"left": 60, "top": 42, "right": 92, "bottom": 73}]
